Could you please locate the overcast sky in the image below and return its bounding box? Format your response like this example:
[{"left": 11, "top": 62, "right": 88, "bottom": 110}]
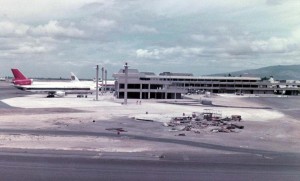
[{"left": 0, "top": 0, "right": 299, "bottom": 78}]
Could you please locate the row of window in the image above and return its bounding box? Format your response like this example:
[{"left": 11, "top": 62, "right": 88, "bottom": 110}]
[
  {"left": 173, "top": 84, "right": 259, "bottom": 88},
  {"left": 119, "top": 83, "right": 266, "bottom": 89},
  {"left": 139, "top": 77, "right": 258, "bottom": 82},
  {"left": 119, "top": 83, "right": 299, "bottom": 90},
  {"left": 119, "top": 84, "right": 163, "bottom": 89}
]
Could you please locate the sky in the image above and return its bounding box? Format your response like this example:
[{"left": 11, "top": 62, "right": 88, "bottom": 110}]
[{"left": 0, "top": 0, "right": 300, "bottom": 78}]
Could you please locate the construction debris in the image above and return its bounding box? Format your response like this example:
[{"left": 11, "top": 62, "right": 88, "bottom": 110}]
[
  {"left": 200, "top": 99, "right": 212, "bottom": 105},
  {"left": 165, "top": 109, "right": 244, "bottom": 134},
  {"left": 231, "top": 115, "right": 242, "bottom": 121}
]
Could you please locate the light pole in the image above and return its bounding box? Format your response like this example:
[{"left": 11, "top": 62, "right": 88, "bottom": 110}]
[
  {"left": 95, "top": 65, "right": 99, "bottom": 101},
  {"left": 105, "top": 69, "right": 107, "bottom": 93},
  {"left": 101, "top": 67, "right": 104, "bottom": 94},
  {"left": 124, "top": 62, "right": 129, "bottom": 105}
]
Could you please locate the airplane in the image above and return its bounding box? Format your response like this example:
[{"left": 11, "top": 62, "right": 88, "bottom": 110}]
[{"left": 11, "top": 68, "right": 96, "bottom": 97}]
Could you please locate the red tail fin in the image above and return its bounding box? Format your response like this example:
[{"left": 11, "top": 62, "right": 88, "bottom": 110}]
[
  {"left": 11, "top": 69, "right": 27, "bottom": 80},
  {"left": 11, "top": 69, "right": 32, "bottom": 85}
]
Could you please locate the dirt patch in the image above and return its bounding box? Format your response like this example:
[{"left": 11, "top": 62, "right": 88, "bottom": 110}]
[{"left": 0, "top": 108, "right": 89, "bottom": 115}]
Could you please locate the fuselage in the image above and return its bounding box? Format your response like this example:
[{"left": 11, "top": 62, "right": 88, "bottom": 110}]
[
  {"left": 10, "top": 68, "right": 114, "bottom": 96},
  {"left": 13, "top": 81, "right": 96, "bottom": 94}
]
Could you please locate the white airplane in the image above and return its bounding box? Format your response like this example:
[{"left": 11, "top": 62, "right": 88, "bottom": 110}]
[{"left": 11, "top": 68, "right": 96, "bottom": 97}]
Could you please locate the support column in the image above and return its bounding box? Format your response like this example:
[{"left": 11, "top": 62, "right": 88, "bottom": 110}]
[
  {"left": 140, "top": 83, "right": 142, "bottom": 99},
  {"left": 148, "top": 84, "right": 150, "bottom": 99}
]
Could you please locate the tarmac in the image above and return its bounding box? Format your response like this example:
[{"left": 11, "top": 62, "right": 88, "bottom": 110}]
[
  {"left": 1, "top": 81, "right": 299, "bottom": 153},
  {"left": 1, "top": 81, "right": 300, "bottom": 180}
]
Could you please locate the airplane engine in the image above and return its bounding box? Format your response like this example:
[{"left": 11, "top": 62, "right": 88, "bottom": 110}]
[{"left": 55, "top": 91, "right": 66, "bottom": 97}]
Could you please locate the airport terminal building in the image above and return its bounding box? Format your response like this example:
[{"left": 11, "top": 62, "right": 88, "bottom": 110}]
[{"left": 113, "top": 67, "right": 300, "bottom": 99}]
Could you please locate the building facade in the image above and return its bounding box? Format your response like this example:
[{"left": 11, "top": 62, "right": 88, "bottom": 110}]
[{"left": 113, "top": 68, "right": 300, "bottom": 99}]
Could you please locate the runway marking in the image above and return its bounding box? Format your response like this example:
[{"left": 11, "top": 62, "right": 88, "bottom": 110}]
[{"left": 254, "top": 154, "right": 273, "bottom": 159}]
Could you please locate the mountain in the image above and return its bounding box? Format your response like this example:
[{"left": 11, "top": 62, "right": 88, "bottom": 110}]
[{"left": 209, "top": 65, "right": 300, "bottom": 80}]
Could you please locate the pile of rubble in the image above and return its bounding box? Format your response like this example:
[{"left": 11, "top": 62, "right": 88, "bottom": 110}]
[{"left": 164, "top": 109, "right": 244, "bottom": 134}]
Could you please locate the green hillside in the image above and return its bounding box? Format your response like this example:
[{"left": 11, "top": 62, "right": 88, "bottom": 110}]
[{"left": 210, "top": 65, "right": 300, "bottom": 80}]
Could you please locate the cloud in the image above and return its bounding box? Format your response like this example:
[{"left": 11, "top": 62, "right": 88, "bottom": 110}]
[
  {"left": 0, "top": 38, "right": 55, "bottom": 56},
  {"left": 266, "top": 0, "right": 283, "bottom": 5},
  {"left": 82, "top": 18, "right": 117, "bottom": 31},
  {"left": 11, "top": 43, "right": 50, "bottom": 54},
  {"left": 0, "top": 20, "right": 85, "bottom": 39},
  {"left": 136, "top": 49, "right": 160, "bottom": 59},
  {"left": 251, "top": 37, "right": 297, "bottom": 53},
  {"left": 96, "top": 19, "right": 117, "bottom": 29},
  {"left": 1, "top": 0, "right": 300, "bottom": 77},
  {"left": 139, "top": 0, "right": 262, "bottom": 17},
  {"left": 291, "top": 27, "right": 300, "bottom": 40},
  {"left": 0, "top": 20, "right": 82, "bottom": 59},
  {"left": 136, "top": 46, "right": 203, "bottom": 59},
  {"left": 222, "top": 34, "right": 300, "bottom": 56},
  {"left": 0, "top": 0, "right": 97, "bottom": 21},
  {"left": 0, "top": 21, "right": 29, "bottom": 37},
  {"left": 29, "top": 20, "right": 85, "bottom": 38},
  {"left": 191, "top": 34, "right": 217, "bottom": 42},
  {"left": 130, "top": 25, "right": 158, "bottom": 33},
  {"left": 162, "top": 47, "right": 203, "bottom": 56}
]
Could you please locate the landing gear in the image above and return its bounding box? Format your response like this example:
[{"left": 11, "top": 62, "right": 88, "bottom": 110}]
[{"left": 46, "top": 94, "right": 55, "bottom": 98}]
